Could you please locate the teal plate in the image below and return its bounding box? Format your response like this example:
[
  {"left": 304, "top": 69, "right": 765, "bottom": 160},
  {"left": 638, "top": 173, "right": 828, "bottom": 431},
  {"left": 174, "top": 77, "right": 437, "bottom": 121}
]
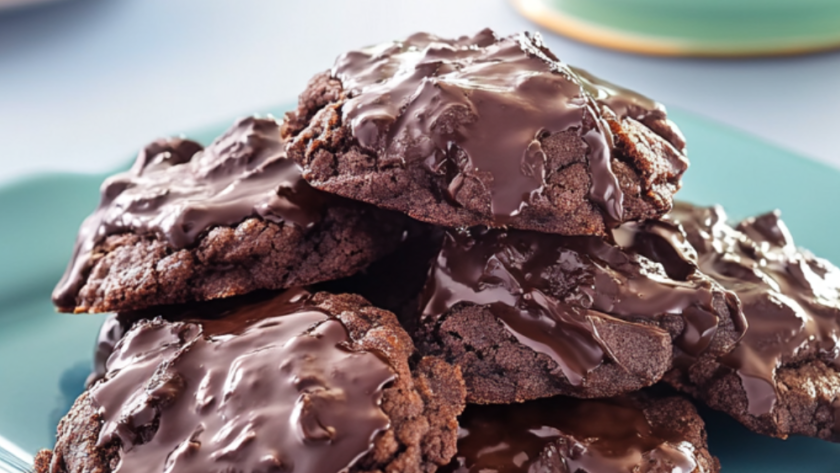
[{"left": 2, "top": 104, "right": 840, "bottom": 471}]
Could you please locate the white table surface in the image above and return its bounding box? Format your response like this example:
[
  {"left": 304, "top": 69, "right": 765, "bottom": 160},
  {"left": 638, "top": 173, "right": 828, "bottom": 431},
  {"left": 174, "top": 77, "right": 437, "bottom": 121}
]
[{"left": 1, "top": 0, "right": 839, "bottom": 186}]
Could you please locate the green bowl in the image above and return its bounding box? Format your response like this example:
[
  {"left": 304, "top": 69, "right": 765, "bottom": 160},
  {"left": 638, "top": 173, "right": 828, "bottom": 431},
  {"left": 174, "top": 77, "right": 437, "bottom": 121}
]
[{"left": 511, "top": 0, "right": 840, "bottom": 56}]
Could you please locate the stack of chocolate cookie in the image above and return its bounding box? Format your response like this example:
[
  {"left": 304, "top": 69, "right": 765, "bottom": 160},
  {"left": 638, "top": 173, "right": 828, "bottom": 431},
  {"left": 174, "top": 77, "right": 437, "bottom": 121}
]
[{"left": 35, "top": 29, "right": 840, "bottom": 473}]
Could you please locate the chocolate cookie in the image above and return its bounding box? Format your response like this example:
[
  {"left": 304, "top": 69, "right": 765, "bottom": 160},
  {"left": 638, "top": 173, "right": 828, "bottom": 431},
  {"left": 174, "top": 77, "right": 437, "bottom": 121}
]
[
  {"left": 53, "top": 116, "right": 409, "bottom": 313},
  {"left": 283, "top": 29, "right": 688, "bottom": 236},
  {"left": 623, "top": 202, "right": 840, "bottom": 441},
  {"left": 35, "top": 289, "right": 466, "bottom": 473},
  {"left": 416, "top": 227, "right": 745, "bottom": 403},
  {"left": 442, "top": 393, "right": 718, "bottom": 473}
]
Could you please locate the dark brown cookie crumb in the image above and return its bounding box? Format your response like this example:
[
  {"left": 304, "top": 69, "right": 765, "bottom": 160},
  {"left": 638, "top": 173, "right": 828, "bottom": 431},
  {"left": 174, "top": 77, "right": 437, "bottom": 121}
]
[
  {"left": 67, "top": 205, "right": 407, "bottom": 314},
  {"left": 666, "top": 359, "right": 840, "bottom": 443}
]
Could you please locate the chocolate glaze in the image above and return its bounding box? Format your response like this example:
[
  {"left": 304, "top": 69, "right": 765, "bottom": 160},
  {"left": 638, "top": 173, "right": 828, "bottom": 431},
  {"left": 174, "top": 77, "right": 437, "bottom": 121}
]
[
  {"left": 627, "top": 203, "right": 840, "bottom": 418},
  {"left": 420, "top": 228, "right": 741, "bottom": 386},
  {"left": 89, "top": 288, "right": 395, "bottom": 473},
  {"left": 84, "top": 292, "right": 278, "bottom": 387},
  {"left": 441, "top": 396, "right": 698, "bottom": 473},
  {"left": 85, "top": 314, "right": 127, "bottom": 388},
  {"left": 333, "top": 29, "right": 680, "bottom": 225},
  {"left": 53, "top": 117, "right": 328, "bottom": 310},
  {"left": 571, "top": 67, "right": 686, "bottom": 152}
]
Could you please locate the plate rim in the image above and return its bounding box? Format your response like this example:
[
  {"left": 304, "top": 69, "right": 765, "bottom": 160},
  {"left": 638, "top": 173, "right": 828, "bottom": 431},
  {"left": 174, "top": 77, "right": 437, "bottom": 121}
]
[{"left": 510, "top": 0, "right": 840, "bottom": 57}]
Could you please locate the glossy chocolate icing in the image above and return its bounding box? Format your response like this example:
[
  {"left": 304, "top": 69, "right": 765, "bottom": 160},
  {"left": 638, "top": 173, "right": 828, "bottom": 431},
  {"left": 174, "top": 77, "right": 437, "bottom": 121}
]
[
  {"left": 441, "top": 396, "right": 698, "bottom": 473},
  {"left": 85, "top": 291, "right": 295, "bottom": 387},
  {"left": 333, "top": 29, "right": 680, "bottom": 225},
  {"left": 420, "top": 228, "right": 741, "bottom": 386},
  {"left": 53, "top": 117, "right": 328, "bottom": 310},
  {"left": 85, "top": 314, "right": 127, "bottom": 388},
  {"left": 89, "top": 289, "right": 395, "bottom": 473},
  {"left": 626, "top": 203, "right": 840, "bottom": 417},
  {"left": 571, "top": 67, "right": 686, "bottom": 152}
]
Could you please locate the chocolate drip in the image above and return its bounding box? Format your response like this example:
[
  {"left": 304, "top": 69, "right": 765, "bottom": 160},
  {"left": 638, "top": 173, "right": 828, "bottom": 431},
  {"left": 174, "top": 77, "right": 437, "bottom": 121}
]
[
  {"left": 612, "top": 219, "right": 698, "bottom": 282},
  {"left": 441, "top": 396, "right": 698, "bottom": 473},
  {"left": 333, "top": 29, "right": 678, "bottom": 225},
  {"left": 420, "top": 228, "right": 737, "bottom": 385},
  {"left": 85, "top": 292, "right": 282, "bottom": 387},
  {"left": 688, "top": 206, "right": 840, "bottom": 417},
  {"left": 570, "top": 67, "right": 686, "bottom": 152},
  {"left": 89, "top": 288, "right": 395, "bottom": 473},
  {"left": 85, "top": 314, "right": 127, "bottom": 388},
  {"left": 641, "top": 203, "right": 840, "bottom": 417},
  {"left": 53, "top": 117, "right": 328, "bottom": 309},
  {"left": 316, "top": 225, "right": 444, "bottom": 322}
]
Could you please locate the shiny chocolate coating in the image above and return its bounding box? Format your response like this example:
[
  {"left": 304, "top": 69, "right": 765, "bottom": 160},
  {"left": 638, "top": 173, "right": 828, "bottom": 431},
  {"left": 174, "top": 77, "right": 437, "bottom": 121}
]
[
  {"left": 420, "top": 228, "right": 740, "bottom": 386},
  {"left": 89, "top": 289, "right": 395, "bottom": 473},
  {"left": 441, "top": 396, "right": 698, "bottom": 473},
  {"left": 632, "top": 203, "right": 840, "bottom": 417},
  {"left": 84, "top": 293, "right": 275, "bottom": 387},
  {"left": 333, "top": 29, "right": 679, "bottom": 224},
  {"left": 53, "top": 117, "right": 327, "bottom": 309},
  {"left": 85, "top": 314, "right": 127, "bottom": 388},
  {"left": 571, "top": 67, "right": 686, "bottom": 152}
]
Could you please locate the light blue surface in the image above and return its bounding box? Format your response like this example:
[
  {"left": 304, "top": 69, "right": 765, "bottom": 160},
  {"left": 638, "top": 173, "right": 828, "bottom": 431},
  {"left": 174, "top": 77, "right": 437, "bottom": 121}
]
[{"left": 1, "top": 105, "right": 840, "bottom": 470}]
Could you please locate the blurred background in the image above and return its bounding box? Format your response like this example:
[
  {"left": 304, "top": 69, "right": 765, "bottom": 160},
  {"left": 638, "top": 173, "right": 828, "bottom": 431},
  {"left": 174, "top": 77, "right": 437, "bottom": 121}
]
[{"left": 1, "top": 0, "right": 839, "bottom": 185}]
